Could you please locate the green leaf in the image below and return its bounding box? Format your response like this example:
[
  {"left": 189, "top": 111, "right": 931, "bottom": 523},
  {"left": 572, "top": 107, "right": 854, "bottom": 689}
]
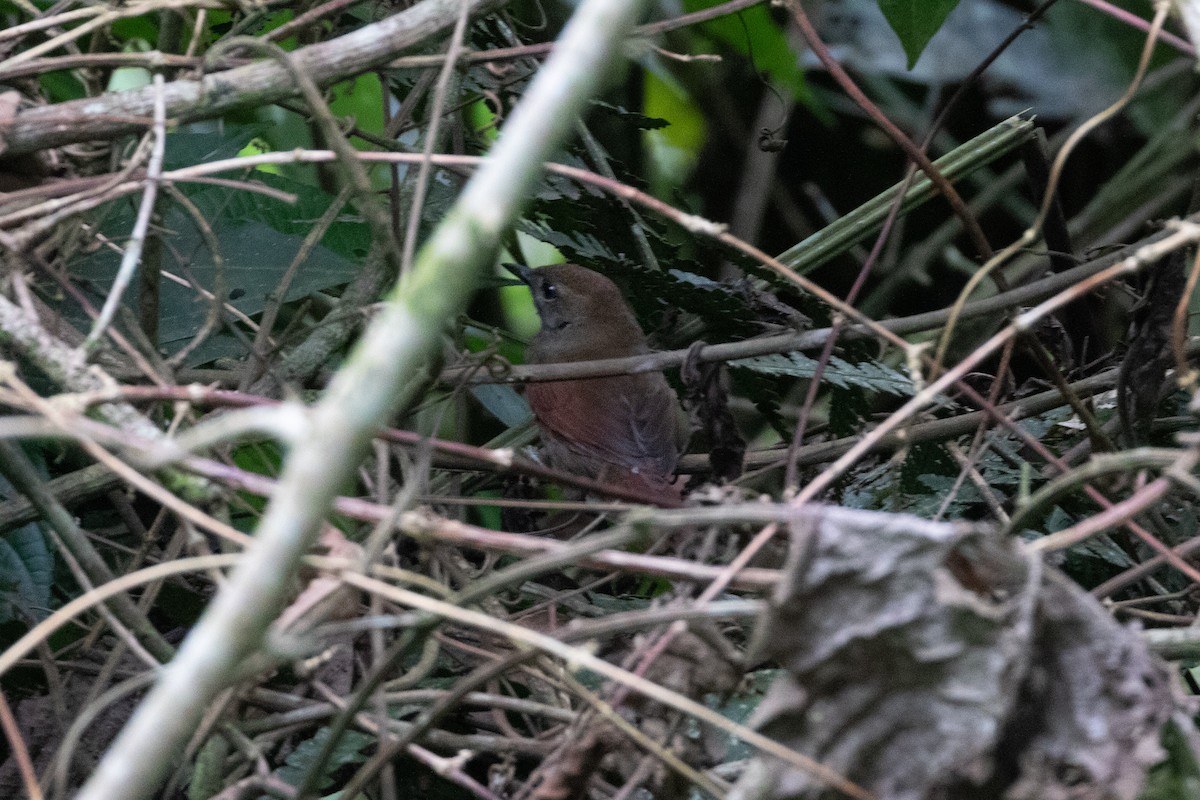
[
  {"left": 827, "top": 385, "right": 867, "bottom": 437},
  {"left": 39, "top": 71, "right": 86, "bottom": 102},
  {"left": 110, "top": 16, "right": 159, "bottom": 44},
  {"left": 877, "top": 0, "right": 961, "bottom": 69},
  {"left": 642, "top": 71, "right": 707, "bottom": 193},
  {"left": 70, "top": 203, "right": 363, "bottom": 364},
  {"left": 106, "top": 39, "right": 153, "bottom": 94},
  {"left": 684, "top": 0, "right": 809, "bottom": 104},
  {"left": 728, "top": 367, "right": 788, "bottom": 438},
  {"left": 0, "top": 454, "right": 54, "bottom": 625},
  {"left": 329, "top": 74, "right": 384, "bottom": 139},
  {"left": 470, "top": 384, "right": 532, "bottom": 427},
  {"left": 62, "top": 126, "right": 372, "bottom": 366},
  {"left": 273, "top": 727, "right": 374, "bottom": 793},
  {"left": 0, "top": 524, "right": 53, "bottom": 624}
]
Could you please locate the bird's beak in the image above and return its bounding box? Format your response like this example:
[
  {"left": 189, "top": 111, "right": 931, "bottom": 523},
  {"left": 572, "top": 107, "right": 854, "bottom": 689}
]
[{"left": 502, "top": 262, "right": 535, "bottom": 286}]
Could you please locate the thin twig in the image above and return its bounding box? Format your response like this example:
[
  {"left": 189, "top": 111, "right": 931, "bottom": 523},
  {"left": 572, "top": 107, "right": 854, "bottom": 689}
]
[
  {"left": 86, "top": 74, "right": 167, "bottom": 349},
  {"left": 0, "top": 690, "right": 43, "bottom": 800},
  {"left": 341, "top": 572, "right": 873, "bottom": 800},
  {"left": 401, "top": 0, "right": 469, "bottom": 274}
]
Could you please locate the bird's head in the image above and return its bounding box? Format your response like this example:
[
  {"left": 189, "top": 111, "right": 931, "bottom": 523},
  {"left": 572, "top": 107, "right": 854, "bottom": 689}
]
[{"left": 506, "top": 263, "right": 648, "bottom": 360}]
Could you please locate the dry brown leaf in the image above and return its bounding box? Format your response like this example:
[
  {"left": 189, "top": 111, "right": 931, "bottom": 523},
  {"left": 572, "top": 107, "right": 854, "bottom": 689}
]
[{"left": 731, "top": 506, "right": 1190, "bottom": 800}]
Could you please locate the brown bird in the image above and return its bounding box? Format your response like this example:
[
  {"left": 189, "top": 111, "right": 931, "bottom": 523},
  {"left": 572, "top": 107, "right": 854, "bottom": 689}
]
[{"left": 508, "top": 263, "right": 687, "bottom": 506}]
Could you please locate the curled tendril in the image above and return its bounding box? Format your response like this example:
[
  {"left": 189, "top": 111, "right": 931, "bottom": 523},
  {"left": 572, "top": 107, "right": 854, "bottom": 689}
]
[
  {"left": 484, "top": 351, "right": 513, "bottom": 380},
  {"left": 735, "top": 11, "right": 790, "bottom": 152}
]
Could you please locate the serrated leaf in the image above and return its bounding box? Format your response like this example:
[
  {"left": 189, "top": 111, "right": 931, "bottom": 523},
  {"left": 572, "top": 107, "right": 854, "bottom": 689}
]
[
  {"left": 827, "top": 384, "right": 868, "bottom": 437},
  {"left": 273, "top": 727, "right": 374, "bottom": 792},
  {"left": 901, "top": 442, "right": 953, "bottom": 494},
  {"left": 731, "top": 352, "right": 914, "bottom": 396},
  {"left": 877, "top": 0, "right": 961, "bottom": 69},
  {"left": 730, "top": 367, "right": 789, "bottom": 438}
]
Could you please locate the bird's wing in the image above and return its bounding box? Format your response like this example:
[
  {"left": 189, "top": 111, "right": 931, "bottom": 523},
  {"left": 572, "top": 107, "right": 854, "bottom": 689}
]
[{"left": 526, "top": 375, "right": 680, "bottom": 477}]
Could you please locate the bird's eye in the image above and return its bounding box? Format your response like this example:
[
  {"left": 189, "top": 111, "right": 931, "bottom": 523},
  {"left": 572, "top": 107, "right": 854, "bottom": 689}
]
[{"left": 541, "top": 282, "right": 557, "bottom": 300}]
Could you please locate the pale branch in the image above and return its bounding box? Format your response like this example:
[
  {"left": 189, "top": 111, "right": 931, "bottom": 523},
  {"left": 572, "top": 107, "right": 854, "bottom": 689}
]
[
  {"left": 0, "top": 0, "right": 506, "bottom": 156},
  {"left": 0, "top": 293, "right": 163, "bottom": 442},
  {"left": 73, "top": 0, "right": 652, "bottom": 795}
]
